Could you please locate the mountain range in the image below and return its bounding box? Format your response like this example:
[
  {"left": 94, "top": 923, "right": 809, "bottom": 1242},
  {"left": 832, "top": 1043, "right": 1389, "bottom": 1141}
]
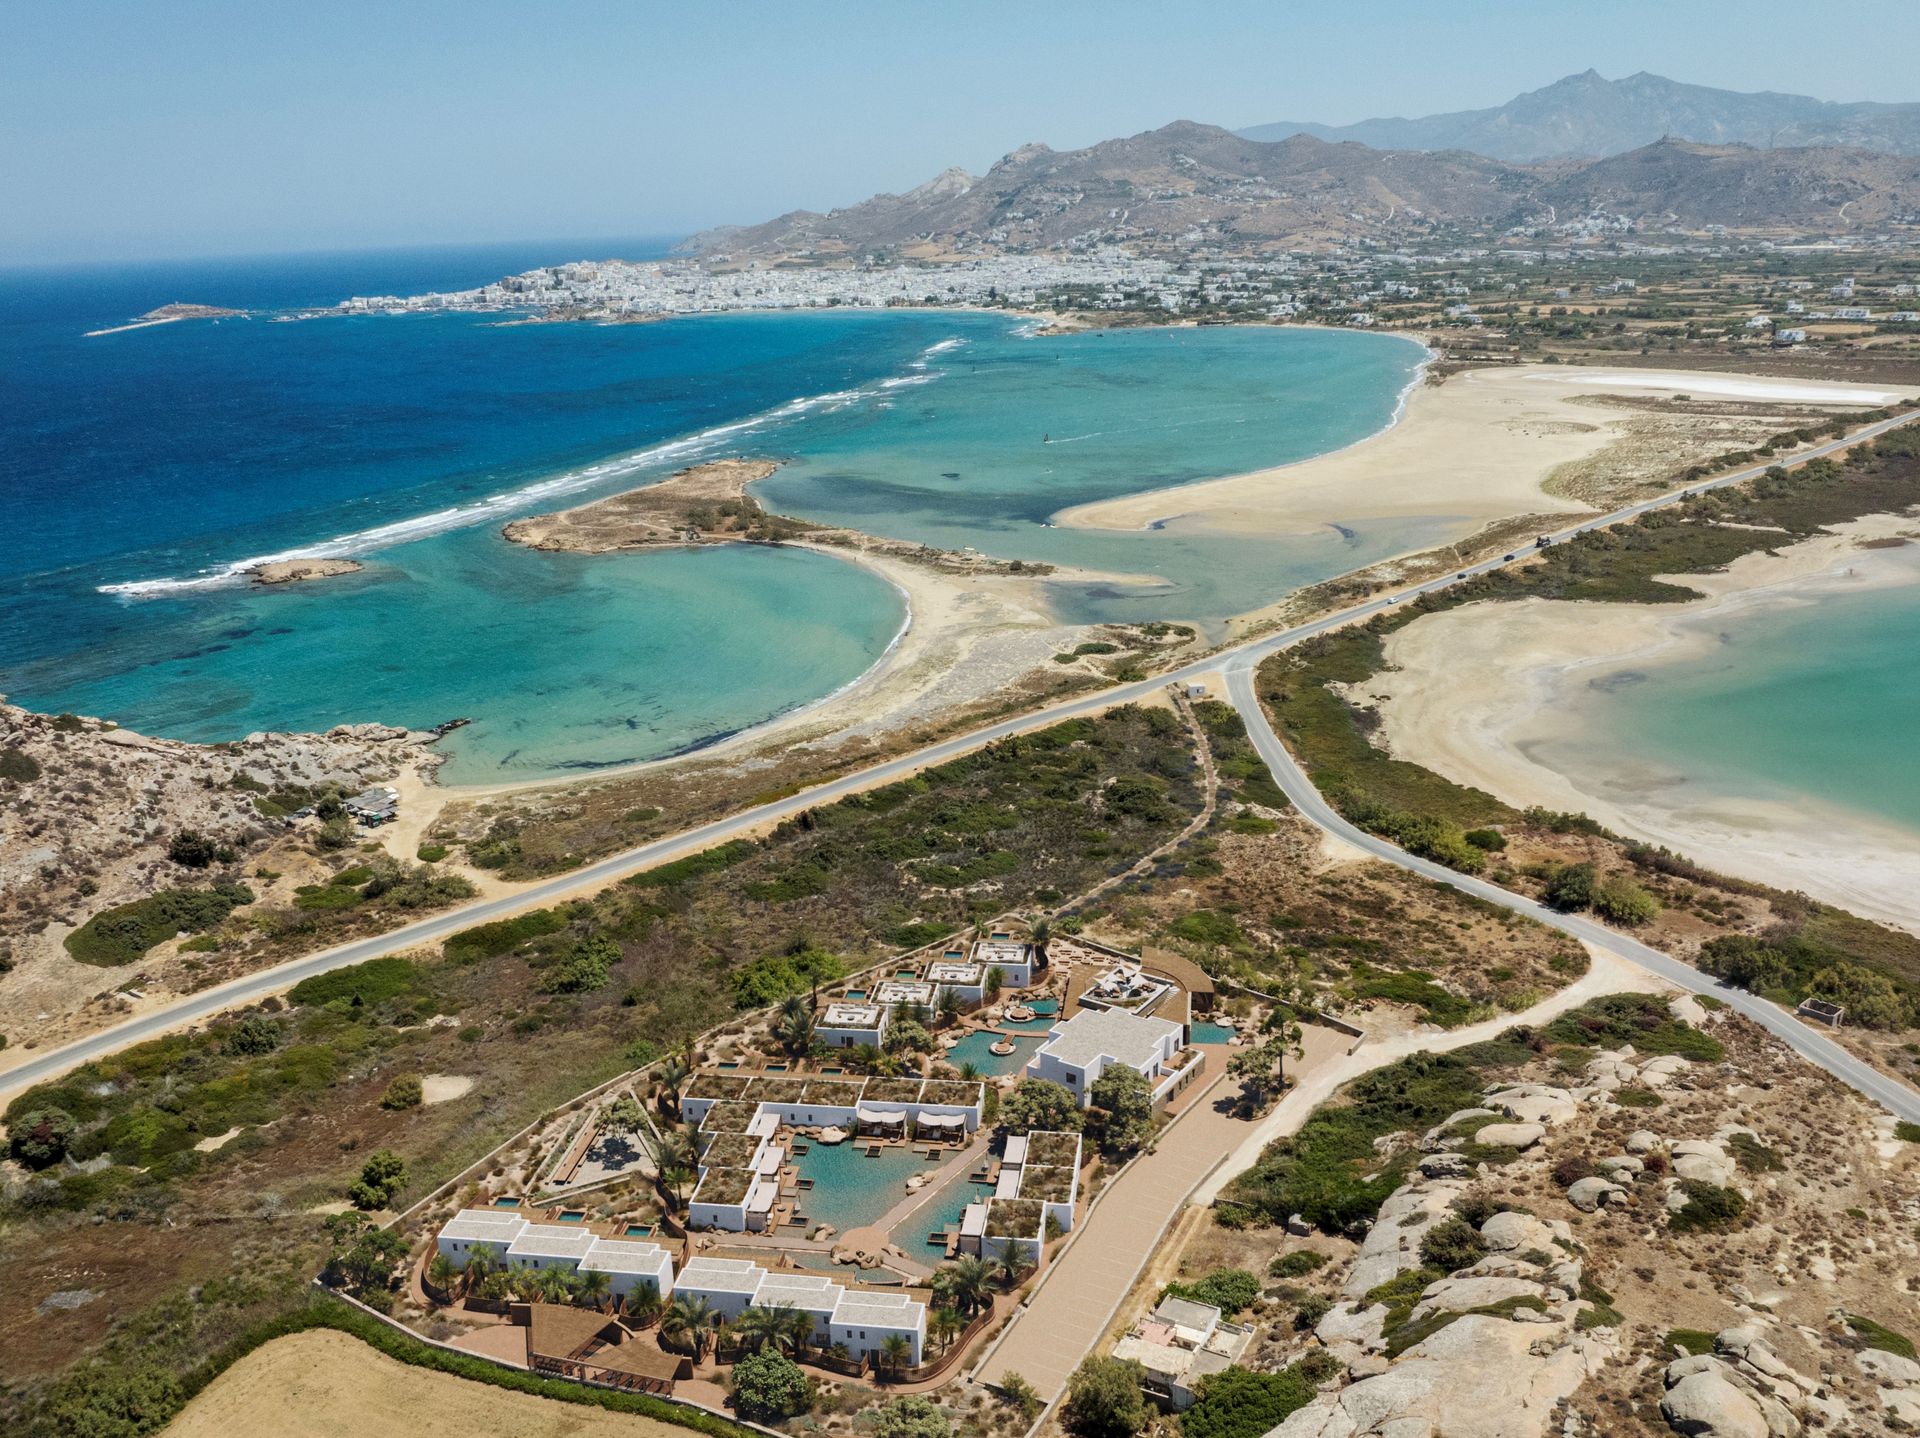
[
  {"left": 1238, "top": 70, "right": 1920, "bottom": 161},
  {"left": 685, "top": 122, "right": 1920, "bottom": 260}
]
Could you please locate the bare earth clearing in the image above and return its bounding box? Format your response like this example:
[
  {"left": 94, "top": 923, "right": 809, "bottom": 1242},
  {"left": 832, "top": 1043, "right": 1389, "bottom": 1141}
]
[{"left": 163, "top": 1328, "right": 689, "bottom": 1438}]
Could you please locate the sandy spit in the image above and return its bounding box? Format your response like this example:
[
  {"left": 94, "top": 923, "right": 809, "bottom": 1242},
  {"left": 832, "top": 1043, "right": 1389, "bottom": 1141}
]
[
  {"left": 1357, "top": 513, "right": 1920, "bottom": 934},
  {"left": 1052, "top": 365, "right": 1902, "bottom": 539}
]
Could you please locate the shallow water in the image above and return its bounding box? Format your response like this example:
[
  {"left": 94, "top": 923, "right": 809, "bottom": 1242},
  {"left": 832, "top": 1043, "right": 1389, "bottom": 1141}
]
[{"left": 2, "top": 250, "right": 1431, "bottom": 778}]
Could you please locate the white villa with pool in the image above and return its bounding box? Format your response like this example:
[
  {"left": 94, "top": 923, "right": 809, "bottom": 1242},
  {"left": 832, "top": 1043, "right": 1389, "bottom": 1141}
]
[{"left": 1024, "top": 1006, "right": 1193, "bottom": 1107}]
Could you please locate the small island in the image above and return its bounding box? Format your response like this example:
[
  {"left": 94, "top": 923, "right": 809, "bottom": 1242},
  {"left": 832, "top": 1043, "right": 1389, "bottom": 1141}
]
[
  {"left": 501, "top": 459, "right": 803, "bottom": 552},
  {"left": 245, "top": 558, "right": 364, "bottom": 586},
  {"left": 84, "top": 302, "right": 246, "bottom": 338}
]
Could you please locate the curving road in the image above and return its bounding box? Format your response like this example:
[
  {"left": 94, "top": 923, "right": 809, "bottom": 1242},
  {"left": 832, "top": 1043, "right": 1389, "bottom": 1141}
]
[{"left": 5, "top": 405, "right": 1918, "bottom": 1102}]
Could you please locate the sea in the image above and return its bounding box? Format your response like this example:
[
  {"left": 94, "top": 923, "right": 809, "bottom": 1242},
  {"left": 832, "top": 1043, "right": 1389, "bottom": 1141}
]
[{"left": 0, "top": 241, "right": 1433, "bottom": 782}]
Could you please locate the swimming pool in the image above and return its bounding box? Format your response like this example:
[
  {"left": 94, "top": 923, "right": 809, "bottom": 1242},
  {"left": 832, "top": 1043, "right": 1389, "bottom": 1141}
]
[
  {"left": 624, "top": 1223, "right": 655, "bottom": 1237},
  {"left": 491, "top": 1196, "right": 522, "bottom": 1208},
  {"left": 888, "top": 1153, "right": 996, "bottom": 1253},
  {"left": 944, "top": 1029, "right": 1044, "bottom": 1077},
  {"left": 1190, "top": 1022, "right": 1237, "bottom": 1044},
  {"left": 789, "top": 1139, "right": 947, "bottom": 1234}
]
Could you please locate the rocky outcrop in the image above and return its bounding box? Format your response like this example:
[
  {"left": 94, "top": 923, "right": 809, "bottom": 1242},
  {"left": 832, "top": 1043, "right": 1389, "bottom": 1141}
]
[
  {"left": 1343, "top": 1179, "right": 1468, "bottom": 1297},
  {"left": 1566, "top": 1176, "right": 1628, "bottom": 1212},
  {"left": 1658, "top": 1329, "right": 1814, "bottom": 1438}
]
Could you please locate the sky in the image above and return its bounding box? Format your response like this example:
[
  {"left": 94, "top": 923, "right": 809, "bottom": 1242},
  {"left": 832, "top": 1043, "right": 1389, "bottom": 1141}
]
[{"left": 6, "top": 0, "right": 1920, "bottom": 265}]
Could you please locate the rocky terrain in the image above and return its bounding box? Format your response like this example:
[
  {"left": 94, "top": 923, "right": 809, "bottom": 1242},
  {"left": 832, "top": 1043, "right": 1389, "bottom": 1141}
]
[
  {"left": 0, "top": 703, "right": 437, "bottom": 1047},
  {"left": 1251, "top": 998, "right": 1919, "bottom": 1436},
  {"left": 1241, "top": 70, "right": 1920, "bottom": 162},
  {"left": 684, "top": 123, "right": 1920, "bottom": 261}
]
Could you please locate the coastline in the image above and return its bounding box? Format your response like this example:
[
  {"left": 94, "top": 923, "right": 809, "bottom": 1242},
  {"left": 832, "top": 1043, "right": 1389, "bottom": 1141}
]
[
  {"left": 1356, "top": 513, "right": 1920, "bottom": 934},
  {"left": 1051, "top": 364, "right": 1904, "bottom": 539}
]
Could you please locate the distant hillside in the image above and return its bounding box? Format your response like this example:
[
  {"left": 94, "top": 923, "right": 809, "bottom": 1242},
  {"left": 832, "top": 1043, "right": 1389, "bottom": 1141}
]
[
  {"left": 683, "top": 123, "right": 1920, "bottom": 260},
  {"left": 1239, "top": 70, "right": 1920, "bottom": 161}
]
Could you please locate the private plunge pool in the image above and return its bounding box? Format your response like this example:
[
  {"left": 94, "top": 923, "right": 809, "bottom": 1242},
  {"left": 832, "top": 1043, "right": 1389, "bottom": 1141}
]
[
  {"left": 788, "top": 1137, "right": 956, "bottom": 1235},
  {"left": 1190, "top": 1021, "right": 1238, "bottom": 1045},
  {"left": 944, "top": 1028, "right": 1045, "bottom": 1077}
]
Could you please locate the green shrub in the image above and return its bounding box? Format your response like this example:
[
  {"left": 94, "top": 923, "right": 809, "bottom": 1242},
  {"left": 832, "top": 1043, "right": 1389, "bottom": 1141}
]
[
  {"left": 1666, "top": 1328, "right": 1717, "bottom": 1356},
  {"left": 1164, "top": 1268, "right": 1261, "bottom": 1315},
  {"left": 9, "top": 1107, "right": 76, "bottom": 1168},
  {"left": 379, "top": 1075, "right": 423, "bottom": 1110},
  {"left": 729, "top": 1350, "right": 812, "bottom": 1421},
  {"left": 1669, "top": 1180, "right": 1747, "bottom": 1233},
  {"left": 1417, "top": 1216, "right": 1488, "bottom": 1273},
  {"left": 1727, "top": 1131, "right": 1783, "bottom": 1172},
  {"left": 1543, "top": 863, "right": 1596, "bottom": 911},
  {"left": 537, "top": 934, "right": 618, "bottom": 994},
  {"left": 1167, "top": 910, "right": 1244, "bottom": 947},
  {"left": 1539, "top": 993, "right": 1724, "bottom": 1061},
  {"left": 0, "top": 746, "right": 41, "bottom": 782},
  {"left": 415, "top": 843, "right": 448, "bottom": 862},
  {"left": 288, "top": 957, "right": 427, "bottom": 1011},
  {"left": 65, "top": 884, "right": 255, "bottom": 966},
  {"left": 1592, "top": 875, "right": 1659, "bottom": 925},
  {"left": 1180, "top": 1366, "right": 1317, "bottom": 1438},
  {"left": 442, "top": 908, "right": 566, "bottom": 961},
  {"left": 1844, "top": 1314, "right": 1916, "bottom": 1360},
  {"left": 1268, "top": 1250, "right": 1327, "bottom": 1279}
]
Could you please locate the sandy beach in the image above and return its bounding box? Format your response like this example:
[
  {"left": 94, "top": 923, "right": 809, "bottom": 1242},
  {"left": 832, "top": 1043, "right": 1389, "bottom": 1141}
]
[
  {"left": 1355, "top": 513, "right": 1920, "bottom": 933},
  {"left": 1053, "top": 364, "right": 1906, "bottom": 539}
]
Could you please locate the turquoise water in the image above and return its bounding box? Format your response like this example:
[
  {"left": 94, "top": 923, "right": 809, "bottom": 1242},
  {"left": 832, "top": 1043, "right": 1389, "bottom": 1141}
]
[
  {"left": 1190, "top": 1022, "right": 1236, "bottom": 1044},
  {"left": 5, "top": 257, "right": 1434, "bottom": 778},
  {"left": 944, "top": 1030, "right": 1044, "bottom": 1077},
  {"left": 1556, "top": 580, "right": 1920, "bottom": 834},
  {"left": 889, "top": 1158, "right": 995, "bottom": 1253},
  {"left": 789, "top": 1139, "right": 940, "bottom": 1233}
]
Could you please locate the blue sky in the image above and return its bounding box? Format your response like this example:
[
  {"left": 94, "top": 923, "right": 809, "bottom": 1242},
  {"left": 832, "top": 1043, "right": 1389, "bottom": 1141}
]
[{"left": 6, "top": 0, "right": 1918, "bottom": 264}]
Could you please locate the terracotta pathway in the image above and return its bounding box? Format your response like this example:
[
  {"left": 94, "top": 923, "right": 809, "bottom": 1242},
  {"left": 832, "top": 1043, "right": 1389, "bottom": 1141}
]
[{"left": 973, "top": 1033, "right": 1337, "bottom": 1401}]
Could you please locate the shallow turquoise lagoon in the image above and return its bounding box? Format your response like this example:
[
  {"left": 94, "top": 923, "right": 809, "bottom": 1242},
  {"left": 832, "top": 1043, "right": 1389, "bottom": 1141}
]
[
  {"left": 790, "top": 1138, "right": 945, "bottom": 1234},
  {"left": 1552, "top": 579, "right": 1920, "bottom": 835}
]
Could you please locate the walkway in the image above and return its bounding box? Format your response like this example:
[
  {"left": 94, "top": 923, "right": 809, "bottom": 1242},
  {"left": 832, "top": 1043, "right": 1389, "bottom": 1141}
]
[{"left": 973, "top": 1041, "right": 1295, "bottom": 1401}]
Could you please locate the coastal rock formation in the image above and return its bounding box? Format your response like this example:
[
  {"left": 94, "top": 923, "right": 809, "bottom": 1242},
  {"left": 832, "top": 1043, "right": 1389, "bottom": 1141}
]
[
  {"left": 245, "top": 557, "right": 365, "bottom": 586},
  {"left": 501, "top": 460, "right": 790, "bottom": 553}
]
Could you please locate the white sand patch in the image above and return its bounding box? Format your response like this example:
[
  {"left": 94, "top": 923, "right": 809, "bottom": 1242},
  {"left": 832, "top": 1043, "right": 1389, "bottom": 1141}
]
[
  {"left": 420, "top": 1074, "right": 474, "bottom": 1105},
  {"left": 193, "top": 1126, "right": 243, "bottom": 1152},
  {"left": 1522, "top": 369, "right": 1906, "bottom": 406}
]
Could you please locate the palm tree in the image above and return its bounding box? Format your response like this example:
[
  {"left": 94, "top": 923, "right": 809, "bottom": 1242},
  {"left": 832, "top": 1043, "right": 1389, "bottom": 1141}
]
[
  {"left": 626, "top": 1285, "right": 663, "bottom": 1326},
  {"left": 781, "top": 1304, "right": 816, "bottom": 1356},
  {"left": 656, "top": 1047, "right": 694, "bottom": 1117},
  {"left": 985, "top": 966, "right": 1006, "bottom": 1001},
  {"left": 733, "top": 1303, "right": 795, "bottom": 1354},
  {"left": 1030, "top": 918, "right": 1052, "bottom": 968},
  {"left": 994, "top": 1251, "right": 1024, "bottom": 1292},
  {"left": 956, "top": 1061, "right": 982, "bottom": 1082},
  {"left": 880, "top": 1332, "right": 913, "bottom": 1379},
  {"left": 462, "top": 1249, "right": 494, "bottom": 1292},
  {"left": 640, "top": 1120, "right": 700, "bottom": 1209},
  {"left": 426, "top": 1252, "right": 458, "bottom": 1295},
  {"left": 777, "top": 1004, "right": 815, "bottom": 1059},
  {"left": 577, "top": 1267, "right": 613, "bottom": 1312},
  {"left": 932, "top": 1256, "right": 994, "bottom": 1318},
  {"left": 848, "top": 1043, "right": 885, "bottom": 1075},
  {"left": 930, "top": 1305, "right": 966, "bottom": 1351},
  {"left": 661, "top": 1294, "right": 719, "bottom": 1361},
  {"left": 936, "top": 987, "right": 964, "bottom": 1029}
]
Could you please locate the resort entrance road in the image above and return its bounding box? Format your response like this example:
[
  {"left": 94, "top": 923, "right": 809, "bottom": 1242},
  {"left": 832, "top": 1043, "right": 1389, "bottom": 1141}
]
[{"left": 6, "top": 408, "right": 1919, "bottom": 1105}]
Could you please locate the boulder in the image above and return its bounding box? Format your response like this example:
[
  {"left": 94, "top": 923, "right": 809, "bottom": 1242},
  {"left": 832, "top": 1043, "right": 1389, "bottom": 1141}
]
[
  {"left": 1671, "top": 1141, "right": 1736, "bottom": 1187},
  {"left": 1479, "top": 1210, "right": 1563, "bottom": 1255},
  {"left": 1475, "top": 1122, "right": 1546, "bottom": 1150},
  {"left": 1595, "top": 1154, "right": 1645, "bottom": 1180},
  {"left": 1566, "top": 1177, "right": 1628, "bottom": 1212},
  {"left": 1661, "top": 1367, "right": 1772, "bottom": 1438},
  {"left": 1626, "top": 1129, "right": 1664, "bottom": 1154},
  {"left": 1641, "top": 1055, "right": 1694, "bottom": 1087},
  {"left": 1316, "top": 1300, "right": 1389, "bottom": 1352},
  {"left": 1485, "top": 1084, "right": 1579, "bottom": 1126},
  {"left": 1418, "top": 1152, "right": 1470, "bottom": 1180},
  {"left": 1857, "top": 1347, "right": 1920, "bottom": 1386},
  {"left": 1408, "top": 1274, "right": 1546, "bottom": 1323},
  {"left": 1344, "top": 1180, "right": 1468, "bottom": 1298}
]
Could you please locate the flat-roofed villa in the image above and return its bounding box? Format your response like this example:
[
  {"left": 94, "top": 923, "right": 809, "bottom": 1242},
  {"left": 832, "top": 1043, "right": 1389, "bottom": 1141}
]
[
  {"left": 674, "top": 1254, "right": 925, "bottom": 1364},
  {"left": 1025, "top": 1006, "right": 1199, "bottom": 1108},
  {"left": 1112, "top": 1293, "right": 1253, "bottom": 1410},
  {"left": 1078, "top": 961, "right": 1174, "bottom": 1015},
  {"left": 436, "top": 1209, "right": 674, "bottom": 1301},
  {"left": 959, "top": 1128, "right": 1083, "bottom": 1263},
  {"left": 926, "top": 960, "right": 986, "bottom": 1005},
  {"left": 971, "top": 937, "right": 1036, "bottom": 987},
  {"left": 818, "top": 1000, "right": 888, "bottom": 1048},
  {"left": 874, "top": 978, "right": 937, "bottom": 1011}
]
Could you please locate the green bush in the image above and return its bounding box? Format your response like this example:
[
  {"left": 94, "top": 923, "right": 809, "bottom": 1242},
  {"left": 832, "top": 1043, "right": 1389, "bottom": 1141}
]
[
  {"left": 537, "top": 934, "right": 618, "bottom": 994},
  {"left": 1665, "top": 1328, "right": 1717, "bottom": 1356},
  {"left": 0, "top": 746, "right": 41, "bottom": 782},
  {"left": 1268, "top": 1250, "right": 1326, "bottom": 1279},
  {"left": 415, "top": 843, "right": 448, "bottom": 862},
  {"left": 1164, "top": 1268, "right": 1261, "bottom": 1315},
  {"left": 1543, "top": 863, "right": 1595, "bottom": 911},
  {"left": 379, "top": 1075, "right": 423, "bottom": 1111},
  {"left": 1063, "top": 1355, "right": 1149, "bottom": 1438},
  {"left": 1539, "top": 993, "right": 1724, "bottom": 1061},
  {"left": 731, "top": 947, "right": 845, "bottom": 1008},
  {"left": 729, "top": 1350, "right": 812, "bottom": 1422},
  {"left": 1844, "top": 1313, "right": 1917, "bottom": 1360},
  {"left": 1417, "top": 1215, "right": 1487, "bottom": 1273},
  {"left": 1180, "top": 1366, "right": 1317, "bottom": 1438},
  {"left": 442, "top": 908, "right": 566, "bottom": 961},
  {"left": 1591, "top": 875, "right": 1659, "bottom": 925},
  {"left": 1167, "top": 910, "right": 1245, "bottom": 947},
  {"left": 1668, "top": 1180, "right": 1747, "bottom": 1233},
  {"left": 65, "top": 884, "right": 255, "bottom": 966},
  {"left": 289, "top": 957, "right": 427, "bottom": 1011},
  {"left": 9, "top": 1107, "right": 76, "bottom": 1168}
]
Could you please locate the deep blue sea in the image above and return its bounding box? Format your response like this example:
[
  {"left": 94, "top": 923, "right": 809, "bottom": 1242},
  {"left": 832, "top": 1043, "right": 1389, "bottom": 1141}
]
[{"left": 0, "top": 244, "right": 1429, "bottom": 781}]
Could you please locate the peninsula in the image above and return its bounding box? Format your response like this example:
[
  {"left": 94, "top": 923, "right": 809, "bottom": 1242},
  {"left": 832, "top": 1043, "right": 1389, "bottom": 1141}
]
[{"left": 84, "top": 302, "right": 244, "bottom": 337}]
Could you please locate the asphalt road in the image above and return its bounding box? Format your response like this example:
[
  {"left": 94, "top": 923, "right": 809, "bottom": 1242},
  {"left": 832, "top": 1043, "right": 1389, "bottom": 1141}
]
[
  {"left": 1220, "top": 661, "right": 1920, "bottom": 1125},
  {"left": 6, "top": 404, "right": 1917, "bottom": 1101}
]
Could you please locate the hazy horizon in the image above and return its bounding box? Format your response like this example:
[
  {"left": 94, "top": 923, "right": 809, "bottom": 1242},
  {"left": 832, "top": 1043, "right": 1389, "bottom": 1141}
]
[{"left": 8, "top": 0, "right": 1920, "bottom": 266}]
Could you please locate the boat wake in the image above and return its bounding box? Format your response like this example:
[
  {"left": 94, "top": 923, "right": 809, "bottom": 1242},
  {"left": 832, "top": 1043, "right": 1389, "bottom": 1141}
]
[{"left": 98, "top": 336, "right": 968, "bottom": 598}]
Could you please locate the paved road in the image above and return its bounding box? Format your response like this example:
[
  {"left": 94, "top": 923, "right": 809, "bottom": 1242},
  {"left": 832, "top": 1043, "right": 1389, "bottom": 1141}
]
[
  {"left": 1219, "top": 661, "right": 1920, "bottom": 1125},
  {"left": 7, "top": 405, "right": 1917, "bottom": 1099}
]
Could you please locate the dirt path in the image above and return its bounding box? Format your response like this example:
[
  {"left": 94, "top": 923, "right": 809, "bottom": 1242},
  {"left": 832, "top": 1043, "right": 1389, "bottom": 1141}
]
[{"left": 164, "top": 1327, "right": 691, "bottom": 1438}]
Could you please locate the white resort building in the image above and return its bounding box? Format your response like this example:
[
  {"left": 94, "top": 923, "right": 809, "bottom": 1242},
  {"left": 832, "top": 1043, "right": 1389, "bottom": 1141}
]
[
  {"left": 958, "top": 1128, "right": 1083, "bottom": 1265},
  {"left": 971, "top": 936, "right": 1036, "bottom": 988},
  {"left": 674, "top": 1255, "right": 926, "bottom": 1364},
  {"left": 436, "top": 1209, "right": 675, "bottom": 1301},
  {"left": 1025, "top": 1006, "right": 1194, "bottom": 1108},
  {"left": 817, "top": 1000, "right": 889, "bottom": 1049}
]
